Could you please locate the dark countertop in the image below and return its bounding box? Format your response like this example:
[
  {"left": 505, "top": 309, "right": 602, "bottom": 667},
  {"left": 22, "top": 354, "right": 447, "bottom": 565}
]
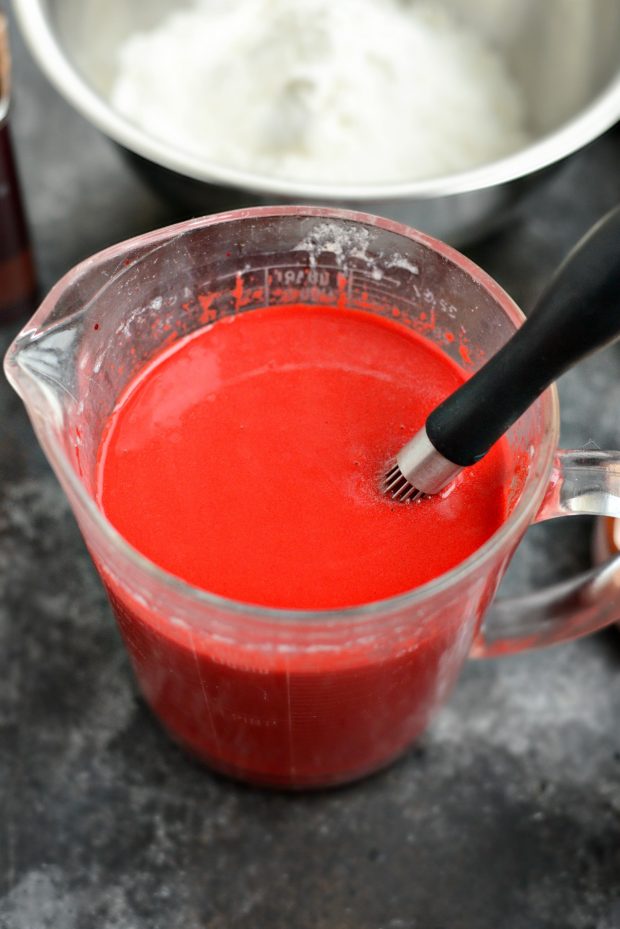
[{"left": 2, "top": 15, "right": 620, "bottom": 929}]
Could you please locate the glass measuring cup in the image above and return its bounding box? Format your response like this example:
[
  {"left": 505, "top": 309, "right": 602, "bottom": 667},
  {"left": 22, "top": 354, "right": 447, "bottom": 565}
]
[{"left": 5, "top": 206, "right": 620, "bottom": 789}]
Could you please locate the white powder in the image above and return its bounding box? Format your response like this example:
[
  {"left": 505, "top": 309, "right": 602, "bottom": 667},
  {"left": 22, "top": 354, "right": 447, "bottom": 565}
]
[{"left": 111, "top": 0, "right": 529, "bottom": 184}]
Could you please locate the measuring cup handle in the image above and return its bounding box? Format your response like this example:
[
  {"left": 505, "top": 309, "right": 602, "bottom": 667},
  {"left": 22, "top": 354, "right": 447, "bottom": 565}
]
[{"left": 472, "top": 449, "right": 620, "bottom": 657}]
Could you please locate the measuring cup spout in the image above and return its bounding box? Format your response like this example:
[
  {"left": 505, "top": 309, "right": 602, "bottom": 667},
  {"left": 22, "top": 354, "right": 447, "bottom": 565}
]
[{"left": 4, "top": 321, "right": 82, "bottom": 425}]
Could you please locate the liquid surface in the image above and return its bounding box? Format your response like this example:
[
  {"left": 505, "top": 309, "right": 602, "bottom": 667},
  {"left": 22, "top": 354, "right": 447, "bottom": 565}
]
[{"left": 98, "top": 305, "right": 511, "bottom": 609}]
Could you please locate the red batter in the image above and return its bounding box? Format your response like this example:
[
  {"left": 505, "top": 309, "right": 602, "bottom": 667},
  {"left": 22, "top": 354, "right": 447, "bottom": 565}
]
[{"left": 96, "top": 304, "right": 512, "bottom": 786}]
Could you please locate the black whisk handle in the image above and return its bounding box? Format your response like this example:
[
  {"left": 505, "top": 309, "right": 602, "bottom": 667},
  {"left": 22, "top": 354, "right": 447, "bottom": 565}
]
[{"left": 426, "top": 204, "right": 620, "bottom": 466}]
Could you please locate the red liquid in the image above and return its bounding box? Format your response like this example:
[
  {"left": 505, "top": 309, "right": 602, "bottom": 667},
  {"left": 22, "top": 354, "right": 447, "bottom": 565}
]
[{"left": 97, "top": 305, "right": 511, "bottom": 786}]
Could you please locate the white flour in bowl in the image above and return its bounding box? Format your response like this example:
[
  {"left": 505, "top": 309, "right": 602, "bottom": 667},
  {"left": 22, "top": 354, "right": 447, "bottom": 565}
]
[{"left": 110, "top": 0, "right": 529, "bottom": 184}]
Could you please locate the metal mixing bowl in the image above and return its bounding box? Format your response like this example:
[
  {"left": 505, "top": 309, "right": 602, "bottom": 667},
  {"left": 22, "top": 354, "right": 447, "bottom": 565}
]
[{"left": 14, "top": 0, "right": 620, "bottom": 243}]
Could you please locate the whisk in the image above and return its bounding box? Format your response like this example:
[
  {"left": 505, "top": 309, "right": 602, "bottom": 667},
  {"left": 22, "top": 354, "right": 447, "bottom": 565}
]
[{"left": 383, "top": 204, "right": 620, "bottom": 502}]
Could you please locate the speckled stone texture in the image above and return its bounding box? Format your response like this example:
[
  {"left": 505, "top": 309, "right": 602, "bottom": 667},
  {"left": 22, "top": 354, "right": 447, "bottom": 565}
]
[{"left": 2, "top": 13, "right": 620, "bottom": 929}]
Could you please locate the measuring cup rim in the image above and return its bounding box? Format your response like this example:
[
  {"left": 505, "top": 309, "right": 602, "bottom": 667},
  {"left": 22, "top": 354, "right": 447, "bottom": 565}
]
[{"left": 5, "top": 205, "right": 560, "bottom": 625}]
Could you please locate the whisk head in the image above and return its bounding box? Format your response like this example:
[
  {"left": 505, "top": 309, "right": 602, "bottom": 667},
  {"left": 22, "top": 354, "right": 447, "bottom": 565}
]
[
  {"left": 381, "top": 427, "right": 462, "bottom": 503},
  {"left": 382, "top": 461, "right": 423, "bottom": 503}
]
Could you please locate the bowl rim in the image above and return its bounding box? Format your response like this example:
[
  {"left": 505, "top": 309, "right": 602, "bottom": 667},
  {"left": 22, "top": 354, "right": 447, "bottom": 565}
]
[{"left": 13, "top": 0, "right": 620, "bottom": 198}]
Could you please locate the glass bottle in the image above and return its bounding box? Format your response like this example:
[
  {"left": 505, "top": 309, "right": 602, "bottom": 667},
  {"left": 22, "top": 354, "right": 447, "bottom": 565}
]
[{"left": 0, "top": 13, "right": 36, "bottom": 324}]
